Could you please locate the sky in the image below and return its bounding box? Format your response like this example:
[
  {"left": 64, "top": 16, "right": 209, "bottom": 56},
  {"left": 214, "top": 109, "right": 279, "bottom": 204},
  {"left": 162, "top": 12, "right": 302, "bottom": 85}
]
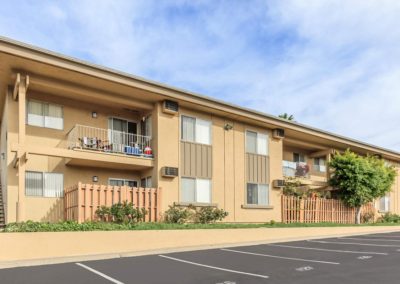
[{"left": 1, "top": 0, "right": 400, "bottom": 151}]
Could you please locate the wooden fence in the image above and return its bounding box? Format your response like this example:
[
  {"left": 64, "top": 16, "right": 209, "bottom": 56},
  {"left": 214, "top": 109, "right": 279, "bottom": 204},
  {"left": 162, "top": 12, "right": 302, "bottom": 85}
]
[
  {"left": 64, "top": 183, "right": 162, "bottom": 223},
  {"left": 281, "top": 195, "right": 375, "bottom": 224}
]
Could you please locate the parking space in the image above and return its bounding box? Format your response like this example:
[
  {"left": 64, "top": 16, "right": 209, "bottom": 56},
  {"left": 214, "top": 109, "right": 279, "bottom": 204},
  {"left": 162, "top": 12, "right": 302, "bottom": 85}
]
[{"left": 1, "top": 231, "right": 400, "bottom": 283}]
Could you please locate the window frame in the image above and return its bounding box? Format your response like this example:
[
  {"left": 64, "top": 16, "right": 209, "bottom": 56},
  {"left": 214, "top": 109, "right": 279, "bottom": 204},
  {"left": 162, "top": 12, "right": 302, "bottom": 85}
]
[
  {"left": 245, "top": 129, "right": 269, "bottom": 156},
  {"left": 246, "top": 182, "right": 269, "bottom": 206},
  {"left": 180, "top": 115, "right": 212, "bottom": 146},
  {"left": 180, "top": 177, "right": 212, "bottom": 204},
  {"left": 293, "top": 153, "right": 306, "bottom": 163},
  {"left": 25, "top": 171, "right": 64, "bottom": 198},
  {"left": 26, "top": 99, "right": 64, "bottom": 130},
  {"left": 108, "top": 178, "right": 139, "bottom": 188},
  {"left": 379, "top": 194, "right": 390, "bottom": 212}
]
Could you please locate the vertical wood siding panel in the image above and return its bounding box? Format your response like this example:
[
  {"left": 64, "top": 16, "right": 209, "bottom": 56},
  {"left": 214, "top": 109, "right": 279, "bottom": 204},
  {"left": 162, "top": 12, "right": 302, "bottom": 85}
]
[
  {"left": 180, "top": 141, "right": 212, "bottom": 179},
  {"left": 190, "top": 143, "right": 196, "bottom": 177},
  {"left": 196, "top": 144, "right": 202, "bottom": 177},
  {"left": 257, "top": 155, "right": 262, "bottom": 184},
  {"left": 208, "top": 145, "right": 212, "bottom": 178}
]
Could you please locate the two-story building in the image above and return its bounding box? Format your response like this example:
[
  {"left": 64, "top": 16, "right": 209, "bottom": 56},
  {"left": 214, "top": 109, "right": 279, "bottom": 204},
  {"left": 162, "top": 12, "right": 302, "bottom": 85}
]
[{"left": 0, "top": 37, "right": 399, "bottom": 226}]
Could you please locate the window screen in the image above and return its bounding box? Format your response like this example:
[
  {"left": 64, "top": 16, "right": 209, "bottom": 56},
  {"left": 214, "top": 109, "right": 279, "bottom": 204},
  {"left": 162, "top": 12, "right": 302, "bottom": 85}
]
[
  {"left": 44, "top": 173, "right": 64, "bottom": 197},
  {"left": 181, "top": 116, "right": 195, "bottom": 142},
  {"left": 195, "top": 119, "right": 211, "bottom": 145},
  {"left": 196, "top": 179, "right": 211, "bottom": 203},
  {"left": 26, "top": 171, "right": 43, "bottom": 196},
  {"left": 181, "top": 178, "right": 196, "bottom": 202},
  {"left": 246, "top": 131, "right": 257, "bottom": 154}
]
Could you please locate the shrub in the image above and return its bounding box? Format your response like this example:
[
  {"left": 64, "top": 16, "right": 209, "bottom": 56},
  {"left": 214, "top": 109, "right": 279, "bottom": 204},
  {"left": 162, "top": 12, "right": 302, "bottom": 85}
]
[
  {"left": 361, "top": 212, "right": 375, "bottom": 224},
  {"left": 109, "top": 202, "right": 147, "bottom": 224},
  {"left": 194, "top": 207, "right": 228, "bottom": 224},
  {"left": 95, "top": 206, "right": 111, "bottom": 222},
  {"left": 164, "top": 205, "right": 194, "bottom": 224},
  {"left": 378, "top": 213, "right": 400, "bottom": 223}
]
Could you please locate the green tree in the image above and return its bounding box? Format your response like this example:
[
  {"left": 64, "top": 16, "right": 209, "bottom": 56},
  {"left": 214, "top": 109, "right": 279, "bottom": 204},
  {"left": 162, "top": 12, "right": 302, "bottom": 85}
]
[
  {"left": 329, "top": 150, "right": 396, "bottom": 224},
  {"left": 279, "top": 113, "right": 295, "bottom": 121}
]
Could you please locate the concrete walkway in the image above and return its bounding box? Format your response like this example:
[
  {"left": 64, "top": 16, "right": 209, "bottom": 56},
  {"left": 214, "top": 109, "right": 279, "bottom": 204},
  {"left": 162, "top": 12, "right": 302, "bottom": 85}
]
[{"left": 1, "top": 226, "right": 400, "bottom": 269}]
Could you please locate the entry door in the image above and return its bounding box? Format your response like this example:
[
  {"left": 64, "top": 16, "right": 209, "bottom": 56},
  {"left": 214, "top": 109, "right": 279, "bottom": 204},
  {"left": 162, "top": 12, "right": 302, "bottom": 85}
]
[{"left": 109, "top": 118, "right": 137, "bottom": 152}]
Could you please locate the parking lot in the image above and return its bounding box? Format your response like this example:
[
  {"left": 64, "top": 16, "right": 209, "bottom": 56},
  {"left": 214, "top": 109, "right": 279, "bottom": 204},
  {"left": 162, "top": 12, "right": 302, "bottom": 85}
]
[{"left": 1, "top": 231, "right": 400, "bottom": 283}]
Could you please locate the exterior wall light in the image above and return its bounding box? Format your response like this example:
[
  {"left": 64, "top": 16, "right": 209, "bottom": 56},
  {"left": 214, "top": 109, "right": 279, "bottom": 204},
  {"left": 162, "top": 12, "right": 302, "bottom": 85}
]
[
  {"left": 92, "top": 111, "right": 97, "bottom": 118},
  {"left": 224, "top": 123, "right": 233, "bottom": 131},
  {"left": 92, "top": 176, "right": 98, "bottom": 182}
]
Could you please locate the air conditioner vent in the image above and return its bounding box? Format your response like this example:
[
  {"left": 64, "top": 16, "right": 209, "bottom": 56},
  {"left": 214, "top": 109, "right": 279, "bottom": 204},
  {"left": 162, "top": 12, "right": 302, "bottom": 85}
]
[
  {"left": 163, "top": 100, "right": 179, "bottom": 114},
  {"left": 162, "top": 167, "right": 179, "bottom": 177},
  {"left": 273, "top": 179, "right": 285, "bottom": 188},
  {"left": 273, "top": 128, "right": 285, "bottom": 139}
]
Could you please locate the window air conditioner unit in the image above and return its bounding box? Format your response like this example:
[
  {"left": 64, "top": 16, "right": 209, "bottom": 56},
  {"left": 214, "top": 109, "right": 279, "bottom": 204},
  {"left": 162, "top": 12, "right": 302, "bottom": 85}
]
[
  {"left": 162, "top": 167, "right": 179, "bottom": 177},
  {"left": 162, "top": 100, "right": 179, "bottom": 114},
  {"left": 273, "top": 128, "right": 285, "bottom": 139},
  {"left": 273, "top": 179, "right": 285, "bottom": 188}
]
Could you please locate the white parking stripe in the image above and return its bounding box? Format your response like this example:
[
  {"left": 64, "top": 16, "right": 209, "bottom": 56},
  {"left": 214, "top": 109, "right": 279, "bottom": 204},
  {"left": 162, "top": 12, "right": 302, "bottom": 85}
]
[
  {"left": 221, "top": 248, "right": 340, "bottom": 265},
  {"left": 308, "top": 240, "right": 400, "bottom": 248},
  {"left": 159, "top": 255, "right": 269, "bottom": 279},
  {"left": 76, "top": 263, "right": 124, "bottom": 284},
  {"left": 268, "top": 244, "right": 388, "bottom": 255},
  {"left": 340, "top": 237, "right": 400, "bottom": 242}
]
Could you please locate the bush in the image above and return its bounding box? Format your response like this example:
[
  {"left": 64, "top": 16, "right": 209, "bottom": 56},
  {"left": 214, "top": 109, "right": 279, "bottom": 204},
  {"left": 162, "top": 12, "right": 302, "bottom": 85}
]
[
  {"left": 3, "top": 220, "right": 137, "bottom": 232},
  {"left": 164, "top": 205, "right": 194, "bottom": 224},
  {"left": 163, "top": 205, "right": 228, "bottom": 224},
  {"left": 95, "top": 206, "right": 111, "bottom": 222},
  {"left": 97, "top": 202, "right": 147, "bottom": 224},
  {"left": 378, "top": 213, "right": 400, "bottom": 223},
  {"left": 194, "top": 207, "right": 228, "bottom": 224},
  {"left": 361, "top": 212, "right": 375, "bottom": 224}
]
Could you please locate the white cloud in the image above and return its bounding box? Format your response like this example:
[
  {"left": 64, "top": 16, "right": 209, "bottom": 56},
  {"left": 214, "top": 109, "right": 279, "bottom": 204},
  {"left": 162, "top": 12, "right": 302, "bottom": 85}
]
[{"left": 1, "top": 0, "right": 400, "bottom": 151}]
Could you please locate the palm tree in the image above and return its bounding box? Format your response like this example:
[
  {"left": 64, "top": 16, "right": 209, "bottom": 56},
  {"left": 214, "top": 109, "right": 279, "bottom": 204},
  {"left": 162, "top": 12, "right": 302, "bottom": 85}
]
[{"left": 279, "top": 113, "right": 295, "bottom": 121}]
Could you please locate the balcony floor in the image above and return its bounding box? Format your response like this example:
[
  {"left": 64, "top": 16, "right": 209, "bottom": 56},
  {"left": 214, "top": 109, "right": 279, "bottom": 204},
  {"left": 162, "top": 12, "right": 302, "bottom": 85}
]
[{"left": 65, "top": 148, "right": 154, "bottom": 170}]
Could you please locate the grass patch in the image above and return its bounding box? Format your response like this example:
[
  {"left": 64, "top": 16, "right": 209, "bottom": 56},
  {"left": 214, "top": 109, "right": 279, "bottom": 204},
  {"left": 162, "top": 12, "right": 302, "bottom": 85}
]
[{"left": 2, "top": 220, "right": 400, "bottom": 233}]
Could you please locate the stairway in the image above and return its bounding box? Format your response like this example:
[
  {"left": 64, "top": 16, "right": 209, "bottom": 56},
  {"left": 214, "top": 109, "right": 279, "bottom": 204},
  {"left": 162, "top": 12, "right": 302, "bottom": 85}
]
[{"left": 0, "top": 185, "right": 5, "bottom": 229}]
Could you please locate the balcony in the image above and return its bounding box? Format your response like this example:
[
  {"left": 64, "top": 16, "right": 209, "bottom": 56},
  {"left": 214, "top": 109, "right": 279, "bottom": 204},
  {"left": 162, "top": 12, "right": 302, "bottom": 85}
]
[
  {"left": 282, "top": 161, "right": 310, "bottom": 178},
  {"left": 67, "top": 124, "right": 153, "bottom": 158},
  {"left": 60, "top": 124, "right": 154, "bottom": 170}
]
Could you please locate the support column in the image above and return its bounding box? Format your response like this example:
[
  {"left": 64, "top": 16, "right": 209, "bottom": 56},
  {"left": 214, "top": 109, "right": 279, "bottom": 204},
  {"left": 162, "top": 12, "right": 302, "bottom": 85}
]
[{"left": 15, "top": 74, "right": 28, "bottom": 222}]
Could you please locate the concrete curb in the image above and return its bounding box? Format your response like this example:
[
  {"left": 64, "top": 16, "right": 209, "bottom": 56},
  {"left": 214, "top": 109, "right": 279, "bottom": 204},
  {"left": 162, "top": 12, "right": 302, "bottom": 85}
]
[{"left": 1, "top": 227, "right": 400, "bottom": 269}]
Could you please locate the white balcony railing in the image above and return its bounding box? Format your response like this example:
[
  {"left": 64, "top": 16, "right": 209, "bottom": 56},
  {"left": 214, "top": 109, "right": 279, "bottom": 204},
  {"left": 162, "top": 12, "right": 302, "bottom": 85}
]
[
  {"left": 282, "top": 161, "right": 310, "bottom": 178},
  {"left": 67, "top": 124, "right": 153, "bottom": 158}
]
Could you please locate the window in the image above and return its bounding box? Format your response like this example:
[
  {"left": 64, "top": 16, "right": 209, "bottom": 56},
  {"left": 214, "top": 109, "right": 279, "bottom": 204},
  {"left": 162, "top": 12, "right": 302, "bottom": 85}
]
[
  {"left": 181, "top": 177, "right": 211, "bottom": 203},
  {"left": 109, "top": 179, "right": 138, "bottom": 188},
  {"left": 25, "top": 171, "right": 64, "bottom": 197},
  {"left": 181, "top": 116, "right": 211, "bottom": 145},
  {"left": 379, "top": 194, "right": 390, "bottom": 212},
  {"left": 313, "top": 157, "right": 326, "bottom": 172},
  {"left": 27, "top": 100, "right": 63, "bottom": 130},
  {"left": 246, "top": 183, "right": 269, "bottom": 205},
  {"left": 293, "top": 153, "right": 306, "bottom": 163},
  {"left": 140, "top": 176, "right": 152, "bottom": 188},
  {"left": 246, "top": 131, "right": 268, "bottom": 155}
]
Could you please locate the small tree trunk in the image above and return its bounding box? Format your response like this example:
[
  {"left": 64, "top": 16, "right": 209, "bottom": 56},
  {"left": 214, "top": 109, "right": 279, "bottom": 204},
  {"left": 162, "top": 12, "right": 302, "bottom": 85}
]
[{"left": 355, "top": 206, "right": 362, "bottom": 224}]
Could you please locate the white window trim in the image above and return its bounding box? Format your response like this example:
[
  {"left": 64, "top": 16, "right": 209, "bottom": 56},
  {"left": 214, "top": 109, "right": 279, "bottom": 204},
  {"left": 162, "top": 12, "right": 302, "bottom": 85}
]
[
  {"left": 180, "top": 114, "right": 212, "bottom": 146},
  {"left": 180, "top": 177, "right": 212, "bottom": 204},
  {"left": 245, "top": 129, "right": 269, "bottom": 156},
  {"left": 108, "top": 178, "right": 139, "bottom": 187},
  {"left": 25, "top": 171, "right": 64, "bottom": 198},
  {"left": 26, "top": 99, "right": 64, "bottom": 130},
  {"left": 245, "top": 182, "right": 270, "bottom": 206}
]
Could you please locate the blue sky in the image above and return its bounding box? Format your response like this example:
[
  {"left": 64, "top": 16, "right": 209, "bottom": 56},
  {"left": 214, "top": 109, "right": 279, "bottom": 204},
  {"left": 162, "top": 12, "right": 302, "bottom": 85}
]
[{"left": 1, "top": 0, "right": 400, "bottom": 151}]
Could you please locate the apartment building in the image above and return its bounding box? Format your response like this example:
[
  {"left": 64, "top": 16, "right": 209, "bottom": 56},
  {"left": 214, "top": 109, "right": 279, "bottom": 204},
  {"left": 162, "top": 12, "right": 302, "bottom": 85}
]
[{"left": 0, "top": 37, "right": 399, "bottom": 225}]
